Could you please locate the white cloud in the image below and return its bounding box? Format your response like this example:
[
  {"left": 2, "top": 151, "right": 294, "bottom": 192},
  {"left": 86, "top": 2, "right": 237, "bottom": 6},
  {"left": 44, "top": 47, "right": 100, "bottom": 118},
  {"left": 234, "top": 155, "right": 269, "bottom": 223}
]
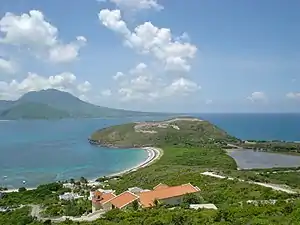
[
  {"left": 0, "top": 58, "right": 17, "bottom": 74},
  {"left": 164, "top": 77, "right": 201, "bottom": 96},
  {"left": 109, "top": 63, "right": 200, "bottom": 102},
  {"left": 101, "top": 89, "right": 112, "bottom": 96},
  {"left": 99, "top": 10, "right": 197, "bottom": 72},
  {"left": 113, "top": 72, "right": 125, "bottom": 80},
  {"left": 0, "top": 72, "right": 91, "bottom": 100},
  {"left": 98, "top": 0, "right": 163, "bottom": 12},
  {"left": 286, "top": 92, "right": 300, "bottom": 100},
  {"left": 129, "top": 62, "right": 147, "bottom": 74},
  {"left": 0, "top": 10, "right": 86, "bottom": 63},
  {"left": 247, "top": 91, "right": 267, "bottom": 102}
]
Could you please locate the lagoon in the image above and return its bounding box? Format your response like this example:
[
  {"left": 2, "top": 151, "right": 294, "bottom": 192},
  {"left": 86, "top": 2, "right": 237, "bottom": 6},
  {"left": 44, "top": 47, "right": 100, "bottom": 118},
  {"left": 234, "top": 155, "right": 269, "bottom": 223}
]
[{"left": 228, "top": 149, "right": 300, "bottom": 169}]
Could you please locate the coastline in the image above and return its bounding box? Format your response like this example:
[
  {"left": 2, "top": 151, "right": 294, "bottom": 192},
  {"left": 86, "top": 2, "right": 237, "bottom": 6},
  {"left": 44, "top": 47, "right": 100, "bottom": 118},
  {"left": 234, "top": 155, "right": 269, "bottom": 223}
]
[
  {"left": 3, "top": 147, "right": 163, "bottom": 193},
  {"left": 91, "top": 147, "right": 163, "bottom": 180}
]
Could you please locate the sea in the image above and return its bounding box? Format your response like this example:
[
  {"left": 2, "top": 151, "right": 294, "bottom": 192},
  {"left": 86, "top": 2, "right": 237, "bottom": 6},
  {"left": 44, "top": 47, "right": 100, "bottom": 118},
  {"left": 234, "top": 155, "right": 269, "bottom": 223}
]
[{"left": 1, "top": 113, "right": 300, "bottom": 188}]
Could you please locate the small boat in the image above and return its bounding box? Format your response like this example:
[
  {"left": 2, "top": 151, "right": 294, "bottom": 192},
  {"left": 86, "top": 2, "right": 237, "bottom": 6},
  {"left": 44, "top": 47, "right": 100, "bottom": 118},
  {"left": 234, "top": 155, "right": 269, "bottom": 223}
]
[
  {"left": 3, "top": 176, "right": 7, "bottom": 179},
  {"left": 22, "top": 180, "right": 26, "bottom": 184}
]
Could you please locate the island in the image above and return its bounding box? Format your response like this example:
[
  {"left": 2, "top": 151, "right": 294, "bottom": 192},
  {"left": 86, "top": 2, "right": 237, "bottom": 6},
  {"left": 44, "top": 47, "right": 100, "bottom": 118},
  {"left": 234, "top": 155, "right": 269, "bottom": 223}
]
[{"left": 1, "top": 117, "right": 300, "bottom": 224}]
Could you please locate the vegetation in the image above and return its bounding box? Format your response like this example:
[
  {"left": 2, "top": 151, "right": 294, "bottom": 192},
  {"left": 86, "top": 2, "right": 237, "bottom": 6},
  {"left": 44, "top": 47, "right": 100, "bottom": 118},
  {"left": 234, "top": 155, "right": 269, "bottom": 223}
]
[
  {"left": 90, "top": 118, "right": 240, "bottom": 148},
  {"left": 0, "top": 183, "right": 69, "bottom": 207},
  {"left": 1, "top": 118, "right": 300, "bottom": 224},
  {"left": 241, "top": 140, "right": 300, "bottom": 154}
]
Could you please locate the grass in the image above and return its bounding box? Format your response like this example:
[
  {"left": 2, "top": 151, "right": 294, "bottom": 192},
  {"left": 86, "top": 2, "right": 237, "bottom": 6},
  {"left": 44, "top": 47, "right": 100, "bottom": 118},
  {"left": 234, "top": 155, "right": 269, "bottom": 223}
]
[{"left": 107, "top": 146, "right": 294, "bottom": 207}]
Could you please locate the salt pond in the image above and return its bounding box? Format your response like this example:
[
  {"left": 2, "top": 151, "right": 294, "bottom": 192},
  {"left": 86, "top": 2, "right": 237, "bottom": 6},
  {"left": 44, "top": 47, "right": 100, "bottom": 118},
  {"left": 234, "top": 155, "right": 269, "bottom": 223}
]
[{"left": 228, "top": 149, "right": 300, "bottom": 169}]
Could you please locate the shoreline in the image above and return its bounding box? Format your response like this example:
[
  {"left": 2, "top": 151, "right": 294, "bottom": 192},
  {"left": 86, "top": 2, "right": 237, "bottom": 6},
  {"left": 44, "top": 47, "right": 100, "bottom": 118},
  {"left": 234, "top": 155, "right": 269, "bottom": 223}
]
[
  {"left": 2, "top": 147, "right": 163, "bottom": 193},
  {"left": 91, "top": 147, "right": 163, "bottom": 180}
]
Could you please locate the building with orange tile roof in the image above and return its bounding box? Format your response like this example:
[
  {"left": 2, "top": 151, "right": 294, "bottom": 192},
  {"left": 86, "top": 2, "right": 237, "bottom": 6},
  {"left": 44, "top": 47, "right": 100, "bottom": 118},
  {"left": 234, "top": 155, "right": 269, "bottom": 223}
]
[
  {"left": 92, "top": 191, "right": 116, "bottom": 212},
  {"left": 92, "top": 183, "right": 201, "bottom": 212},
  {"left": 138, "top": 183, "right": 200, "bottom": 208},
  {"left": 102, "top": 191, "right": 139, "bottom": 210}
]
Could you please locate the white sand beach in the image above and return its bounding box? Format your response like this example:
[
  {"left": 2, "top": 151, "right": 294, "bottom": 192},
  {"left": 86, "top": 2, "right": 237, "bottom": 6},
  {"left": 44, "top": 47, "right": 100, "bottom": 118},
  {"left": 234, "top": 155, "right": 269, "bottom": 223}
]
[{"left": 96, "top": 147, "right": 163, "bottom": 179}]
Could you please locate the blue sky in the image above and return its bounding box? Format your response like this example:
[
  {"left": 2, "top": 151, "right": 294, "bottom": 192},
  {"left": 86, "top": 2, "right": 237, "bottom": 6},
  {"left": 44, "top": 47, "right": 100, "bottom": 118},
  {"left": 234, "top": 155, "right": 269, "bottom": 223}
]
[{"left": 0, "top": 0, "right": 299, "bottom": 113}]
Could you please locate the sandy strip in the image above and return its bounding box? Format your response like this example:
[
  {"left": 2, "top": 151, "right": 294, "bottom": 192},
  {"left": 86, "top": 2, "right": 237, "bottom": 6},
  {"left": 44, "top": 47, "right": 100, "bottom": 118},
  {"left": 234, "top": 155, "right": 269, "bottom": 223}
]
[{"left": 97, "top": 147, "right": 163, "bottom": 179}]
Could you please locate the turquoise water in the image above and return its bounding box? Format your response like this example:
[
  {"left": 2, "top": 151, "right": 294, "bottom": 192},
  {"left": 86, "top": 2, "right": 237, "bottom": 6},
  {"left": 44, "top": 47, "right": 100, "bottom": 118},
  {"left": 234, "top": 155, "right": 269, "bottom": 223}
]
[
  {"left": 0, "top": 116, "right": 167, "bottom": 189},
  {"left": 1, "top": 113, "right": 300, "bottom": 188}
]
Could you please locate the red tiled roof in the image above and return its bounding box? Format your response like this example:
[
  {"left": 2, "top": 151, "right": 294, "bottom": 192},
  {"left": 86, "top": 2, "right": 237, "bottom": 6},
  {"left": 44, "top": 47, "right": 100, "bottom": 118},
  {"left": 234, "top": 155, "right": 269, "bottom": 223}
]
[
  {"left": 138, "top": 183, "right": 200, "bottom": 208},
  {"left": 109, "top": 191, "right": 139, "bottom": 209},
  {"left": 92, "top": 192, "right": 116, "bottom": 204}
]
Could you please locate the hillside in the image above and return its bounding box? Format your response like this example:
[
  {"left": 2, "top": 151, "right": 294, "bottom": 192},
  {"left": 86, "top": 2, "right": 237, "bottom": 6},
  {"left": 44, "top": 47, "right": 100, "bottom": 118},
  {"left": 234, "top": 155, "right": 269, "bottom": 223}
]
[
  {"left": 0, "top": 102, "right": 70, "bottom": 119},
  {"left": 89, "top": 117, "right": 240, "bottom": 148},
  {"left": 0, "top": 89, "right": 164, "bottom": 119}
]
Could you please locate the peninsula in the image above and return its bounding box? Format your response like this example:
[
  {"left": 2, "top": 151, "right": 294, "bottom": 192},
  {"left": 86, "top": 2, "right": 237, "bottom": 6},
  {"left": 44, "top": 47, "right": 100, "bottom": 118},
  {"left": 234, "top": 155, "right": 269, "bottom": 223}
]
[{"left": 1, "top": 117, "right": 300, "bottom": 224}]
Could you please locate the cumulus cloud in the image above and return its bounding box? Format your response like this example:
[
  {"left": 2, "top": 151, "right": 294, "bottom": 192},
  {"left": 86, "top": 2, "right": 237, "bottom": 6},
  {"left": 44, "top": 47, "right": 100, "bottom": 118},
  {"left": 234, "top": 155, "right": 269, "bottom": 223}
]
[
  {"left": 286, "top": 92, "right": 300, "bottom": 100},
  {"left": 98, "top": 9, "right": 197, "bottom": 72},
  {"left": 113, "top": 72, "right": 125, "bottom": 80},
  {"left": 0, "top": 72, "right": 91, "bottom": 100},
  {"left": 0, "top": 58, "right": 17, "bottom": 74},
  {"left": 247, "top": 91, "right": 268, "bottom": 102},
  {"left": 0, "top": 10, "right": 86, "bottom": 63},
  {"left": 108, "top": 63, "right": 200, "bottom": 102},
  {"left": 101, "top": 89, "right": 112, "bottom": 96},
  {"left": 97, "top": 0, "right": 163, "bottom": 12}
]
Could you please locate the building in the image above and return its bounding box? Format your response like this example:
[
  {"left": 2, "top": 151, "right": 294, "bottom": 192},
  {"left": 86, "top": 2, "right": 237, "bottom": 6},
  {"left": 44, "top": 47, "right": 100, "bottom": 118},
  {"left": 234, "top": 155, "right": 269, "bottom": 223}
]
[
  {"left": 92, "top": 191, "right": 116, "bottom": 212},
  {"left": 59, "top": 192, "right": 83, "bottom": 201},
  {"left": 102, "top": 191, "right": 139, "bottom": 210},
  {"left": 138, "top": 183, "right": 200, "bottom": 208},
  {"left": 91, "top": 183, "right": 201, "bottom": 212}
]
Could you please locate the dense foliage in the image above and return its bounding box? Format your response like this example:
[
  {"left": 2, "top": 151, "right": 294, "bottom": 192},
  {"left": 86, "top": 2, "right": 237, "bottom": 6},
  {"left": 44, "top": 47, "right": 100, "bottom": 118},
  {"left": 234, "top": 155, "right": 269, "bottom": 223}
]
[{"left": 241, "top": 140, "right": 300, "bottom": 153}]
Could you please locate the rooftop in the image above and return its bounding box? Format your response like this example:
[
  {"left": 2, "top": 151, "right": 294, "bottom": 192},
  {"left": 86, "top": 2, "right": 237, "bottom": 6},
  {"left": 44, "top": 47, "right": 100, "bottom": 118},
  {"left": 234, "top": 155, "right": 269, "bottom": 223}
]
[
  {"left": 109, "top": 191, "right": 139, "bottom": 209},
  {"left": 138, "top": 183, "right": 200, "bottom": 208}
]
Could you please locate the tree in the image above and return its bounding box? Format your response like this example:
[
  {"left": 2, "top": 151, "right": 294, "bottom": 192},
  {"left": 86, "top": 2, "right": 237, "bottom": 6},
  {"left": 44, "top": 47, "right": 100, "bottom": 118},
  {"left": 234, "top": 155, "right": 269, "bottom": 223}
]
[
  {"left": 183, "top": 193, "right": 203, "bottom": 204},
  {"left": 18, "top": 187, "right": 27, "bottom": 192},
  {"left": 132, "top": 200, "right": 139, "bottom": 211},
  {"left": 70, "top": 178, "right": 75, "bottom": 184},
  {"left": 80, "top": 177, "right": 88, "bottom": 184}
]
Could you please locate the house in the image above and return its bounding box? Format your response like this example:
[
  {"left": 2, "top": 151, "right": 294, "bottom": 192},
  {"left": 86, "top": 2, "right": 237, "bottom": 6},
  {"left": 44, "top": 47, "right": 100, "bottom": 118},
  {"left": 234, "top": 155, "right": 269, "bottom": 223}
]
[
  {"left": 0, "top": 192, "right": 4, "bottom": 199},
  {"left": 92, "top": 191, "right": 116, "bottom": 212},
  {"left": 91, "top": 183, "right": 201, "bottom": 212},
  {"left": 127, "top": 187, "right": 150, "bottom": 194},
  {"left": 138, "top": 183, "right": 201, "bottom": 208},
  {"left": 59, "top": 192, "right": 83, "bottom": 201},
  {"left": 102, "top": 191, "right": 139, "bottom": 210}
]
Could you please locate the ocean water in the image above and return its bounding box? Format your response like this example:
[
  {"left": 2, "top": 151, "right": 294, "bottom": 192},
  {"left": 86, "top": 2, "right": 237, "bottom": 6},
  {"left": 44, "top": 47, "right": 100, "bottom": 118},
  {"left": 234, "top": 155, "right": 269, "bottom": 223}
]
[
  {"left": 197, "top": 113, "right": 300, "bottom": 141},
  {"left": 1, "top": 113, "right": 300, "bottom": 188},
  {"left": 0, "top": 116, "right": 167, "bottom": 189}
]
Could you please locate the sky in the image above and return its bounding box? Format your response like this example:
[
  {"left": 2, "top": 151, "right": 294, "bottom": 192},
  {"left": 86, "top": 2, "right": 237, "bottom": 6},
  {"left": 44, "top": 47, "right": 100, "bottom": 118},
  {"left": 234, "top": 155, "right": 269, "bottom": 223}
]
[{"left": 0, "top": 0, "right": 299, "bottom": 113}]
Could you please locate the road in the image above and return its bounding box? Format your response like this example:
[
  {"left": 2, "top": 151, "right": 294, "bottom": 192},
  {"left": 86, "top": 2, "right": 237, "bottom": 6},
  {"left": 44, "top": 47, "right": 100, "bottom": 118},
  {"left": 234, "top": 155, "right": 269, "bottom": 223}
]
[
  {"left": 28, "top": 205, "right": 105, "bottom": 222},
  {"left": 201, "top": 171, "right": 297, "bottom": 194}
]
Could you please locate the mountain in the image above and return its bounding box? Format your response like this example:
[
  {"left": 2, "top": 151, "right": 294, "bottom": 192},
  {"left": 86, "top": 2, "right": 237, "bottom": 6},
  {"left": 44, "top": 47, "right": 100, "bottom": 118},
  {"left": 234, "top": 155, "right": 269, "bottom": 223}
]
[
  {"left": 0, "top": 102, "right": 70, "bottom": 119},
  {"left": 0, "top": 89, "right": 163, "bottom": 120}
]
